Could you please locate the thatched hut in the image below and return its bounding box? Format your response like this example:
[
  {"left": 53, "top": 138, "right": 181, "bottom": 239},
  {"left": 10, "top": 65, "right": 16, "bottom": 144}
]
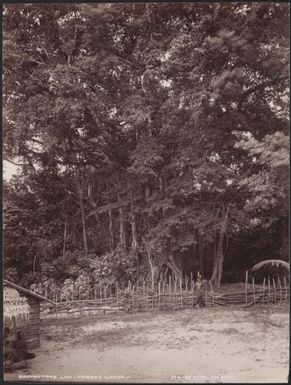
[{"left": 4, "top": 280, "right": 54, "bottom": 349}]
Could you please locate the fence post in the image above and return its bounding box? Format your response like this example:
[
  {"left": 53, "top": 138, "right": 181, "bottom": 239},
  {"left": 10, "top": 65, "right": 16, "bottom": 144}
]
[
  {"left": 252, "top": 276, "right": 256, "bottom": 304},
  {"left": 54, "top": 292, "right": 57, "bottom": 317},
  {"left": 100, "top": 286, "right": 102, "bottom": 309},
  {"left": 268, "top": 276, "right": 271, "bottom": 303},
  {"left": 104, "top": 286, "right": 107, "bottom": 309},
  {"left": 277, "top": 277, "right": 282, "bottom": 304},
  {"left": 245, "top": 270, "right": 248, "bottom": 305},
  {"left": 143, "top": 280, "right": 146, "bottom": 310},
  {"left": 116, "top": 282, "right": 119, "bottom": 312},
  {"left": 169, "top": 276, "right": 172, "bottom": 309},
  {"left": 180, "top": 279, "right": 183, "bottom": 309},
  {"left": 205, "top": 287, "right": 208, "bottom": 307},
  {"left": 209, "top": 281, "right": 215, "bottom": 306},
  {"left": 132, "top": 285, "right": 135, "bottom": 310},
  {"left": 158, "top": 281, "right": 161, "bottom": 310},
  {"left": 262, "top": 278, "right": 266, "bottom": 303},
  {"left": 283, "top": 277, "right": 287, "bottom": 300},
  {"left": 272, "top": 279, "right": 276, "bottom": 304},
  {"left": 174, "top": 279, "right": 177, "bottom": 310}
]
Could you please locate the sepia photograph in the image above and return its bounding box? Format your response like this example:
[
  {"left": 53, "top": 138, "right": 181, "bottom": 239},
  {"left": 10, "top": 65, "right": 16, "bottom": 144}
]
[{"left": 2, "top": 2, "right": 289, "bottom": 383}]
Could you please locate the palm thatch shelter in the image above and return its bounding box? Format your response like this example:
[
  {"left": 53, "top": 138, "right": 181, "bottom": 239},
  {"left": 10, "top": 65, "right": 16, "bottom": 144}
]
[
  {"left": 4, "top": 280, "right": 54, "bottom": 349},
  {"left": 250, "top": 259, "right": 289, "bottom": 279}
]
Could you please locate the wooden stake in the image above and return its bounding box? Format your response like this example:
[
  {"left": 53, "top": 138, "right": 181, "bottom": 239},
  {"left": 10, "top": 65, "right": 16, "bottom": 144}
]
[
  {"left": 209, "top": 281, "right": 215, "bottom": 306},
  {"left": 78, "top": 290, "right": 81, "bottom": 316},
  {"left": 158, "top": 281, "right": 161, "bottom": 310},
  {"left": 277, "top": 277, "right": 282, "bottom": 304},
  {"left": 192, "top": 281, "right": 194, "bottom": 308},
  {"left": 245, "top": 270, "right": 248, "bottom": 305},
  {"left": 283, "top": 277, "right": 287, "bottom": 300},
  {"left": 268, "top": 276, "right": 271, "bottom": 303},
  {"left": 180, "top": 279, "right": 183, "bottom": 309},
  {"left": 262, "top": 278, "right": 266, "bottom": 303},
  {"left": 252, "top": 276, "right": 256, "bottom": 304},
  {"left": 272, "top": 279, "right": 276, "bottom": 304},
  {"left": 143, "top": 280, "right": 146, "bottom": 310},
  {"left": 104, "top": 286, "right": 107, "bottom": 308},
  {"left": 169, "top": 276, "right": 172, "bottom": 308},
  {"left": 116, "top": 282, "right": 119, "bottom": 312}
]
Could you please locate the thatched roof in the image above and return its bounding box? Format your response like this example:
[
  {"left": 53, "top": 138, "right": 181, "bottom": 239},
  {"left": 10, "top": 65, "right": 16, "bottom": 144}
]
[
  {"left": 3, "top": 279, "right": 55, "bottom": 304},
  {"left": 4, "top": 286, "right": 31, "bottom": 323},
  {"left": 250, "top": 259, "right": 289, "bottom": 273}
]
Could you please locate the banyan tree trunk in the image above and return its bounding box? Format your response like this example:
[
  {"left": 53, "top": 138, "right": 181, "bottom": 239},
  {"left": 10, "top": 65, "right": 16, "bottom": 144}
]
[
  {"left": 211, "top": 205, "right": 230, "bottom": 288},
  {"left": 168, "top": 254, "right": 182, "bottom": 280}
]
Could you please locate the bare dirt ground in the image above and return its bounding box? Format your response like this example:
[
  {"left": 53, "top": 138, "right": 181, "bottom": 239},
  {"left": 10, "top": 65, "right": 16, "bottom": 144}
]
[{"left": 5, "top": 303, "right": 289, "bottom": 383}]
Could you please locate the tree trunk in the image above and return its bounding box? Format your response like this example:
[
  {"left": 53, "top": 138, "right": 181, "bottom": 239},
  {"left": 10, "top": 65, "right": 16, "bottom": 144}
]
[
  {"left": 75, "top": 170, "right": 88, "bottom": 257},
  {"left": 130, "top": 190, "right": 138, "bottom": 251},
  {"left": 198, "top": 231, "right": 204, "bottom": 277},
  {"left": 87, "top": 183, "right": 100, "bottom": 227},
  {"left": 119, "top": 206, "right": 126, "bottom": 250},
  {"left": 108, "top": 210, "right": 114, "bottom": 252},
  {"left": 33, "top": 253, "right": 38, "bottom": 274},
  {"left": 159, "top": 177, "right": 166, "bottom": 218},
  {"left": 130, "top": 213, "right": 138, "bottom": 251},
  {"left": 144, "top": 240, "right": 156, "bottom": 289},
  {"left": 145, "top": 185, "right": 150, "bottom": 201},
  {"left": 79, "top": 192, "right": 88, "bottom": 256},
  {"left": 167, "top": 254, "right": 182, "bottom": 280},
  {"left": 211, "top": 205, "right": 230, "bottom": 288},
  {"left": 62, "top": 217, "right": 67, "bottom": 257}
]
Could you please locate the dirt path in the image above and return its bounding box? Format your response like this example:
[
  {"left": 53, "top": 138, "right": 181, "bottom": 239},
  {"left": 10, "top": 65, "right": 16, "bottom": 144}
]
[{"left": 5, "top": 305, "right": 289, "bottom": 383}]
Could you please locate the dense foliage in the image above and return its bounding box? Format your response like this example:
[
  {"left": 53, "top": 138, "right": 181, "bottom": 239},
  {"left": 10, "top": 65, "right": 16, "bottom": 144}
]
[{"left": 3, "top": 3, "right": 289, "bottom": 290}]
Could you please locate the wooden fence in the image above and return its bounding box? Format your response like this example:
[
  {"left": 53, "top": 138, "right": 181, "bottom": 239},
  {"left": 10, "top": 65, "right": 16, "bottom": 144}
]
[{"left": 40, "top": 275, "right": 289, "bottom": 319}]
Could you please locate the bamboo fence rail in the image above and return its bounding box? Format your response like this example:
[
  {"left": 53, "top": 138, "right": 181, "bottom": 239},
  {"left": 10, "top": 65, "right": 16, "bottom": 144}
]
[{"left": 40, "top": 275, "right": 289, "bottom": 319}]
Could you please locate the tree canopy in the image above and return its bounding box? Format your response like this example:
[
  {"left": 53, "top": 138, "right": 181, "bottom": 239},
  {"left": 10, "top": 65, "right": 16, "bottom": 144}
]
[{"left": 3, "top": 3, "right": 289, "bottom": 289}]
